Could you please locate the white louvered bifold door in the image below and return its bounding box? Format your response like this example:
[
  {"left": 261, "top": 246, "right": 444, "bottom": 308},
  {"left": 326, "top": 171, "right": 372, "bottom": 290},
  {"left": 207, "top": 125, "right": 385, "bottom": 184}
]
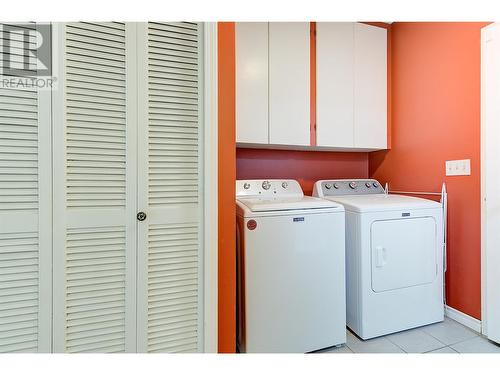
[
  {"left": 52, "top": 22, "right": 138, "bottom": 353},
  {"left": 0, "top": 23, "right": 52, "bottom": 352},
  {"left": 136, "top": 22, "right": 204, "bottom": 353}
]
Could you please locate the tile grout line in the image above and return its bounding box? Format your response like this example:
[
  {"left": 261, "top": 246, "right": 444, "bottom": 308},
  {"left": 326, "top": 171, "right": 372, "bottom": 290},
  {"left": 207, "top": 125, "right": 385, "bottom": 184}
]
[
  {"left": 430, "top": 334, "right": 479, "bottom": 348},
  {"left": 423, "top": 345, "right": 458, "bottom": 353},
  {"left": 420, "top": 329, "right": 449, "bottom": 348},
  {"left": 345, "top": 342, "right": 356, "bottom": 353},
  {"left": 422, "top": 325, "right": 481, "bottom": 348},
  {"left": 342, "top": 318, "right": 488, "bottom": 354},
  {"left": 347, "top": 332, "right": 407, "bottom": 353},
  {"left": 384, "top": 329, "right": 448, "bottom": 353},
  {"left": 384, "top": 335, "right": 408, "bottom": 353},
  {"left": 448, "top": 336, "right": 488, "bottom": 353}
]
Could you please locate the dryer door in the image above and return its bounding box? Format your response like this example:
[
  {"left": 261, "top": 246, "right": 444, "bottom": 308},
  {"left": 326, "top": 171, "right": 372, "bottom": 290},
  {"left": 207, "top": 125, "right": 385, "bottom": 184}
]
[{"left": 371, "top": 217, "right": 437, "bottom": 292}]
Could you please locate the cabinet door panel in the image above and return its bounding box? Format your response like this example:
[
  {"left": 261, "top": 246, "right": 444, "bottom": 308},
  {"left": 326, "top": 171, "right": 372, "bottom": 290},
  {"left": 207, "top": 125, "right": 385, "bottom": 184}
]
[
  {"left": 354, "top": 23, "right": 387, "bottom": 149},
  {"left": 269, "top": 22, "right": 310, "bottom": 146},
  {"left": 236, "top": 22, "right": 269, "bottom": 144},
  {"left": 316, "top": 22, "right": 354, "bottom": 148}
]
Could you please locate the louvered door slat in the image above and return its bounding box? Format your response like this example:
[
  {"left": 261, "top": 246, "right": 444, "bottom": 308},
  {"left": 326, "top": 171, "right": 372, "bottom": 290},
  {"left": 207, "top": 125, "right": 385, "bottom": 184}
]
[
  {"left": 65, "top": 19, "right": 126, "bottom": 212},
  {"left": 136, "top": 22, "right": 203, "bottom": 353},
  {"left": 146, "top": 22, "right": 200, "bottom": 207},
  {"left": 64, "top": 228, "right": 126, "bottom": 353},
  {"left": 0, "top": 87, "right": 38, "bottom": 212},
  {"left": 0, "top": 22, "right": 51, "bottom": 352},
  {"left": 53, "top": 22, "right": 135, "bottom": 353}
]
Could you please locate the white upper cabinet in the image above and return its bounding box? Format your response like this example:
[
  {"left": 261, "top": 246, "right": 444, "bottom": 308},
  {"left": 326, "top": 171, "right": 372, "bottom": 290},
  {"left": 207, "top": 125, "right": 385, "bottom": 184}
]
[
  {"left": 236, "top": 22, "right": 269, "bottom": 144},
  {"left": 316, "top": 22, "right": 387, "bottom": 150},
  {"left": 269, "top": 22, "right": 310, "bottom": 146},
  {"left": 236, "top": 22, "right": 387, "bottom": 151},
  {"left": 316, "top": 22, "right": 355, "bottom": 148},
  {"left": 353, "top": 23, "right": 387, "bottom": 149}
]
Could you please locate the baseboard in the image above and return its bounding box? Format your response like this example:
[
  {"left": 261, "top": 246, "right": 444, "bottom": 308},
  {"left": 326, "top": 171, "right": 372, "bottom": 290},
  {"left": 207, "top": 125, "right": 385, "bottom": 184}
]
[{"left": 445, "top": 305, "right": 482, "bottom": 333}]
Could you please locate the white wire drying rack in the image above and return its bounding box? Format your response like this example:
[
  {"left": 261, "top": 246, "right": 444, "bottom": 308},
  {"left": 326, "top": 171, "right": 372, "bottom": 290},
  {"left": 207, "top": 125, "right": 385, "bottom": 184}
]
[{"left": 385, "top": 182, "right": 448, "bottom": 305}]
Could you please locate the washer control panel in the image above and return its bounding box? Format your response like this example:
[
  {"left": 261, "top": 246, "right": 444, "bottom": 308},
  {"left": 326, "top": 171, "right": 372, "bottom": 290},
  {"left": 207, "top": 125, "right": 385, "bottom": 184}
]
[
  {"left": 317, "top": 179, "right": 384, "bottom": 196},
  {"left": 236, "top": 179, "right": 304, "bottom": 198}
]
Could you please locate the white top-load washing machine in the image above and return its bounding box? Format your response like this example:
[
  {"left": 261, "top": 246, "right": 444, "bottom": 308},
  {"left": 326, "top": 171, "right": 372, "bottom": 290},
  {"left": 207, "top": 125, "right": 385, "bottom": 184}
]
[
  {"left": 313, "top": 179, "right": 444, "bottom": 340},
  {"left": 236, "top": 179, "right": 346, "bottom": 353}
]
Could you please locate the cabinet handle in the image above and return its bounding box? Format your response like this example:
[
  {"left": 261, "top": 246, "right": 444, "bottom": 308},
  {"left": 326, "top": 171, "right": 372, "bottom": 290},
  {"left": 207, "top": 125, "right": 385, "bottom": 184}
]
[{"left": 137, "top": 212, "right": 147, "bottom": 221}]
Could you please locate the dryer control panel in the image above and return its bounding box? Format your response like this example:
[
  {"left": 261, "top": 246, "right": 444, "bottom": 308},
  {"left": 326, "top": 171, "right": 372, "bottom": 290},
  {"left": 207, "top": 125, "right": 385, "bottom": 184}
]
[{"left": 314, "top": 179, "right": 385, "bottom": 197}]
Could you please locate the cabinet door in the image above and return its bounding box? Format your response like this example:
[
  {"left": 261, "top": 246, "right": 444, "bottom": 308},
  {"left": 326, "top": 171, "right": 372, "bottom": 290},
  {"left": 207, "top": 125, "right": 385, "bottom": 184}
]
[
  {"left": 316, "top": 22, "right": 354, "bottom": 148},
  {"left": 269, "top": 22, "right": 310, "bottom": 146},
  {"left": 236, "top": 22, "right": 268, "bottom": 144},
  {"left": 0, "top": 23, "right": 52, "bottom": 353},
  {"left": 136, "top": 22, "right": 204, "bottom": 353},
  {"left": 52, "top": 22, "right": 138, "bottom": 353},
  {"left": 354, "top": 23, "right": 387, "bottom": 149}
]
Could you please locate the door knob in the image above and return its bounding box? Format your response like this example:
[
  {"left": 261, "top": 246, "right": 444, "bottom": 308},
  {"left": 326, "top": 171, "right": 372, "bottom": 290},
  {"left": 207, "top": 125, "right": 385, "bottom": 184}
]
[{"left": 137, "top": 212, "right": 147, "bottom": 221}]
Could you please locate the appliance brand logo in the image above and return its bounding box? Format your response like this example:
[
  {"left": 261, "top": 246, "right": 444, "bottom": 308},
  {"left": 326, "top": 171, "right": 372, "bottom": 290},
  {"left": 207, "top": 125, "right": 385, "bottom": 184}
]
[
  {"left": 247, "top": 220, "right": 257, "bottom": 230},
  {"left": 293, "top": 217, "right": 305, "bottom": 222},
  {"left": 402, "top": 212, "right": 410, "bottom": 217}
]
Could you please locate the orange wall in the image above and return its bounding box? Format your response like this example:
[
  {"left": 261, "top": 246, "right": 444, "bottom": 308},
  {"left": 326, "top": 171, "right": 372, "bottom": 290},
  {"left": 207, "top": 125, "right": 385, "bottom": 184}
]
[
  {"left": 217, "top": 22, "right": 236, "bottom": 353},
  {"left": 237, "top": 149, "right": 368, "bottom": 195},
  {"left": 370, "top": 22, "right": 489, "bottom": 319}
]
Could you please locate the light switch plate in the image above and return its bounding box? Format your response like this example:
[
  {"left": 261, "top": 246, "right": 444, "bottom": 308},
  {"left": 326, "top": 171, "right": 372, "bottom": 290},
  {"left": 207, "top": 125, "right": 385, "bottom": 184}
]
[{"left": 446, "top": 159, "right": 471, "bottom": 176}]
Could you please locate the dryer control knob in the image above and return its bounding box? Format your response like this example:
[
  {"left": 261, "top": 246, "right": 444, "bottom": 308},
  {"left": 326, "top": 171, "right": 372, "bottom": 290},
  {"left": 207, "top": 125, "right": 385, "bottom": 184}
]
[
  {"left": 349, "top": 181, "right": 357, "bottom": 189},
  {"left": 325, "top": 183, "right": 332, "bottom": 189},
  {"left": 365, "top": 182, "right": 371, "bottom": 188},
  {"left": 243, "top": 183, "right": 251, "bottom": 189},
  {"left": 281, "top": 181, "right": 288, "bottom": 189},
  {"left": 262, "top": 180, "right": 271, "bottom": 190},
  {"left": 333, "top": 183, "right": 340, "bottom": 189},
  {"left": 373, "top": 182, "right": 379, "bottom": 188}
]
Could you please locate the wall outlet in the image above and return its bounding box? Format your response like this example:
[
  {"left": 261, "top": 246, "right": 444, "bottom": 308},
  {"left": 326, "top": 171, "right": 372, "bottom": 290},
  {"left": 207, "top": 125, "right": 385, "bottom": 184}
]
[{"left": 446, "top": 159, "right": 471, "bottom": 176}]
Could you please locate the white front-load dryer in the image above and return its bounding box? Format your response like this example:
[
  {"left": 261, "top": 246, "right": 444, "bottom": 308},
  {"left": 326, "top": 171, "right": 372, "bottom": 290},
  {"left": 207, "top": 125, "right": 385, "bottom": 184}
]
[
  {"left": 313, "top": 179, "right": 444, "bottom": 340},
  {"left": 236, "top": 179, "right": 346, "bottom": 353}
]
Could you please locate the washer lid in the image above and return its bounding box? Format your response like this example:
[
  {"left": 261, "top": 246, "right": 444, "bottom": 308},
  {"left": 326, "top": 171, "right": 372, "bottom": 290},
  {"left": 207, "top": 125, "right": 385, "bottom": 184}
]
[
  {"left": 237, "top": 196, "right": 341, "bottom": 212},
  {"left": 323, "top": 194, "right": 441, "bottom": 213}
]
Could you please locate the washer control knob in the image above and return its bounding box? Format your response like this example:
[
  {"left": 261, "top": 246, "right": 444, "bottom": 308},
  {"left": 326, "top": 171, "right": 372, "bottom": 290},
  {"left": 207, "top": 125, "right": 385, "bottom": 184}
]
[
  {"left": 325, "top": 183, "right": 332, "bottom": 190},
  {"left": 349, "top": 181, "right": 357, "bottom": 189},
  {"left": 365, "top": 182, "right": 371, "bottom": 188},
  {"left": 333, "top": 183, "right": 340, "bottom": 189},
  {"left": 281, "top": 181, "right": 288, "bottom": 189},
  {"left": 243, "top": 183, "right": 251, "bottom": 190},
  {"left": 262, "top": 180, "right": 271, "bottom": 190},
  {"left": 373, "top": 182, "right": 378, "bottom": 188}
]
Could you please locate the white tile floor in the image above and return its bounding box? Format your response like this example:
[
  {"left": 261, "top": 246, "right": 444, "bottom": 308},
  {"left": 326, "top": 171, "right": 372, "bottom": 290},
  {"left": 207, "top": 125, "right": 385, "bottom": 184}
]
[{"left": 316, "top": 318, "right": 500, "bottom": 353}]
